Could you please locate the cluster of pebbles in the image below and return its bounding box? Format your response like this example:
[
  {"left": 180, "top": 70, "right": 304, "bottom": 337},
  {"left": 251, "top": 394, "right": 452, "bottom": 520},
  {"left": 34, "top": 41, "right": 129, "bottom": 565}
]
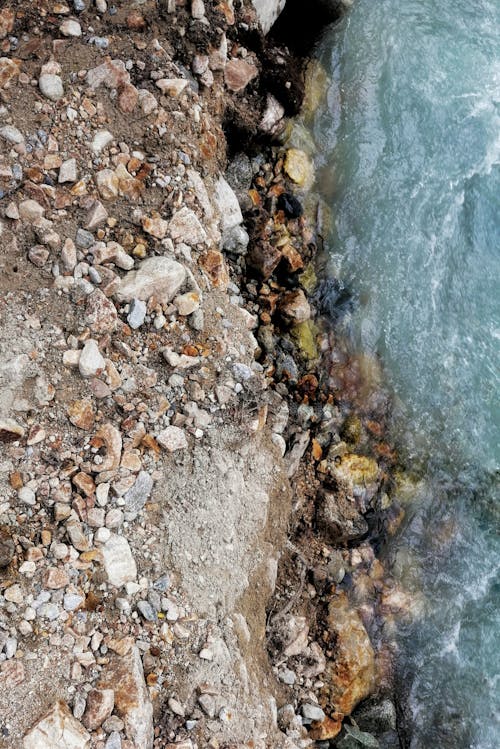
[{"left": 0, "top": 2, "right": 422, "bottom": 748}]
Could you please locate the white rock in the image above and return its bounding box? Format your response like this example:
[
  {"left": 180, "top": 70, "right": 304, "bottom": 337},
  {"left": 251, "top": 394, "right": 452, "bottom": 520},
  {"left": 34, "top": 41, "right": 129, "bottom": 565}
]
[
  {"left": 213, "top": 176, "right": 243, "bottom": 232},
  {"left": 169, "top": 206, "right": 207, "bottom": 245},
  {"left": 114, "top": 257, "right": 186, "bottom": 306},
  {"left": 39, "top": 74, "right": 64, "bottom": 102},
  {"left": 18, "top": 487, "right": 36, "bottom": 505},
  {"left": 251, "top": 0, "right": 286, "bottom": 34},
  {"left": 23, "top": 700, "right": 90, "bottom": 749},
  {"left": 91, "top": 129, "right": 114, "bottom": 154},
  {"left": 58, "top": 158, "right": 77, "bottom": 183},
  {"left": 0, "top": 125, "right": 24, "bottom": 144},
  {"left": 78, "top": 339, "right": 105, "bottom": 377},
  {"left": 19, "top": 200, "right": 44, "bottom": 222},
  {"left": 157, "top": 426, "right": 188, "bottom": 452},
  {"left": 102, "top": 534, "right": 137, "bottom": 587},
  {"left": 60, "top": 20, "right": 82, "bottom": 37}
]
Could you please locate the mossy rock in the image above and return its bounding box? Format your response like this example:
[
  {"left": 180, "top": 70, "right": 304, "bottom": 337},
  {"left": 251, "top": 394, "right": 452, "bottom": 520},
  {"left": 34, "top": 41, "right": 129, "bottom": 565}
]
[
  {"left": 340, "top": 414, "right": 363, "bottom": 445},
  {"left": 290, "top": 319, "right": 319, "bottom": 361},
  {"left": 299, "top": 263, "right": 317, "bottom": 293}
]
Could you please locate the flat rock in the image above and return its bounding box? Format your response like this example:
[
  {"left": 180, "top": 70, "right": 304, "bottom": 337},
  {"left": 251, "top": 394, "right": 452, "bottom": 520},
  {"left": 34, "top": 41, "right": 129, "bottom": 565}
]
[
  {"left": 98, "top": 646, "right": 153, "bottom": 749},
  {"left": 23, "top": 700, "right": 90, "bottom": 749},
  {"left": 102, "top": 534, "right": 137, "bottom": 587},
  {"left": 114, "top": 257, "right": 186, "bottom": 306}
]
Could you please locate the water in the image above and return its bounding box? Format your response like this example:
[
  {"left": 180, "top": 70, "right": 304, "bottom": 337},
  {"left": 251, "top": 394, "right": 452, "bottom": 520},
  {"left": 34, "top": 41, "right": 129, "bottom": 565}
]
[{"left": 309, "top": 1, "right": 500, "bottom": 746}]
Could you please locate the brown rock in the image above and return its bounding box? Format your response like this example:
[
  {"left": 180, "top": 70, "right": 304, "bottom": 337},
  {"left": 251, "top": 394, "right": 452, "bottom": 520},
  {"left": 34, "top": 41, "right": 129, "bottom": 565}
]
[
  {"left": 98, "top": 646, "right": 153, "bottom": 749},
  {"left": 321, "top": 592, "right": 376, "bottom": 717},
  {"left": 85, "top": 289, "right": 118, "bottom": 334},
  {"left": 0, "top": 532, "right": 15, "bottom": 568},
  {"left": 0, "top": 57, "right": 20, "bottom": 88},
  {"left": 199, "top": 250, "right": 229, "bottom": 289},
  {"left": 247, "top": 241, "right": 282, "bottom": 279},
  {"left": 86, "top": 58, "right": 130, "bottom": 91},
  {"left": 126, "top": 12, "right": 146, "bottom": 30},
  {"left": 73, "top": 472, "right": 95, "bottom": 497},
  {"left": 309, "top": 714, "right": 343, "bottom": 741},
  {"left": 82, "top": 689, "right": 114, "bottom": 730},
  {"left": 278, "top": 289, "right": 311, "bottom": 324},
  {"left": 92, "top": 423, "right": 122, "bottom": 473},
  {"left": 0, "top": 8, "right": 15, "bottom": 39},
  {"left": 224, "top": 59, "right": 258, "bottom": 93},
  {"left": 118, "top": 84, "right": 138, "bottom": 113},
  {"left": 44, "top": 567, "right": 70, "bottom": 589},
  {"left": 318, "top": 490, "right": 369, "bottom": 543},
  {"left": 67, "top": 399, "right": 95, "bottom": 431}
]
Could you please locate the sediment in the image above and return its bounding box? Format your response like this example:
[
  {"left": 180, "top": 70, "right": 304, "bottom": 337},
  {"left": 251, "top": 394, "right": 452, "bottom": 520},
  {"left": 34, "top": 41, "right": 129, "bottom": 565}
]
[{"left": 0, "top": 2, "right": 414, "bottom": 748}]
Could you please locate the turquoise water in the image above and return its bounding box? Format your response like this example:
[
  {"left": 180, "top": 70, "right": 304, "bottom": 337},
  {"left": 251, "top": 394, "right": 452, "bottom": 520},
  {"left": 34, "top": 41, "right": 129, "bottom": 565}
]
[{"left": 311, "top": 1, "right": 500, "bottom": 746}]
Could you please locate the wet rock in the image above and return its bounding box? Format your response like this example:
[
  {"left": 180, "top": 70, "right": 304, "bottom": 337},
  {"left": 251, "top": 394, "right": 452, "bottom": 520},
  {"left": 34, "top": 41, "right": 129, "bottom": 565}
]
[
  {"left": 82, "top": 689, "right": 114, "bottom": 730},
  {"left": 79, "top": 339, "right": 105, "bottom": 377},
  {"left": 278, "top": 192, "right": 303, "bottom": 219},
  {"left": 260, "top": 93, "right": 285, "bottom": 134},
  {"left": 98, "top": 646, "right": 153, "bottom": 749},
  {"left": 247, "top": 240, "right": 282, "bottom": 279},
  {"left": 318, "top": 490, "right": 369, "bottom": 543},
  {"left": 284, "top": 148, "right": 313, "bottom": 187},
  {"left": 23, "top": 700, "right": 90, "bottom": 749},
  {"left": 115, "top": 257, "right": 186, "bottom": 306},
  {"left": 225, "top": 59, "right": 259, "bottom": 93},
  {"left": 102, "top": 534, "right": 137, "bottom": 587},
  {"left": 279, "top": 289, "right": 311, "bottom": 324},
  {"left": 321, "top": 592, "right": 376, "bottom": 717},
  {"left": 251, "top": 0, "right": 286, "bottom": 34}
]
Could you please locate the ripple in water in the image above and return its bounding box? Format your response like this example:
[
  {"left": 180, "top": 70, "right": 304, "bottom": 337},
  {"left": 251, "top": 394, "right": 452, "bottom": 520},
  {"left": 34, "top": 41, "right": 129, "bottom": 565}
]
[{"left": 310, "top": 1, "right": 500, "bottom": 746}]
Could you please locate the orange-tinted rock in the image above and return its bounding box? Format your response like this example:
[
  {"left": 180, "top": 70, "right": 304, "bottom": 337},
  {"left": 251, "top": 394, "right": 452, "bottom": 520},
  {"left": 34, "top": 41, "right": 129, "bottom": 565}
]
[
  {"left": 321, "top": 592, "right": 376, "bottom": 717},
  {"left": 126, "top": 12, "right": 146, "bottom": 30},
  {"left": 67, "top": 399, "right": 95, "bottom": 431},
  {"left": 281, "top": 243, "right": 304, "bottom": 271},
  {"left": 278, "top": 289, "right": 311, "bottom": 324},
  {"left": 247, "top": 240, "right": 282, "bottom": 279},
  {"left": 44, "top": 567, "right": 70, "bottom": 589},
  {"left": 0, "top": 9, "right": 15, "bottom": 39},
  {"left": 85, "top": 288, "right": 118, "bottom": 334},
  {"left": 199, "top": 250, "right": 229, "bottom": 288},
  {"left": 224, "top": 59, "right": 258, "bottom": 93},
  {"left": 0, "top": 57, "right": 19, "bottom": 87},
  {"left": 309, "top": 714, "right": 343, "bottom": 741},
  {"left": 82, "top": 689, "right": 114, "bottom": 730},
  {"left": 73, "top": 472, "right": 95, "bottom": 497},
  {"left": 118, "top": 84, "right": 138, "bottom": 113}
]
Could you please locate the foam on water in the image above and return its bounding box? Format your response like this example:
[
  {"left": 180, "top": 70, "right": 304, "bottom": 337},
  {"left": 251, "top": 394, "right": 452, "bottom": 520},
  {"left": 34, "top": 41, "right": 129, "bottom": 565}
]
[{"left": 310, "top": 0, "right": 500, "bottom": 746}]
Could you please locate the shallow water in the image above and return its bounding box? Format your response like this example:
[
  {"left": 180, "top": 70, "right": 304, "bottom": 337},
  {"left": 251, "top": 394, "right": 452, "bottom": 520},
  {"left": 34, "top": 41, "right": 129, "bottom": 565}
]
[{"left": 311, "top": 1, "right": 500, "bottom": 746}]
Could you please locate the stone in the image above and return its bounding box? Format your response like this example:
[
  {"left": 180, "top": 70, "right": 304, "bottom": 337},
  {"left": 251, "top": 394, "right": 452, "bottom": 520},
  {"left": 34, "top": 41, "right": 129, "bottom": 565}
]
[
  {"left": 92, "top": 423, "right": 122, "bottom": 472},
  {"left": 19, "top": 200, "right": 44, "bottom": 222},
  {"left": 115, "top": 257, "right": 186, "bottom": 306},
  {"left": 301, "top": 703, "right": 326, "bottom": 723},
  {"left": 137, "top": 600, "right": 155, "bottom": 621},
  {"left": 60, "top": 19, "right": 82, "bottom": 36},
  {"left": 157, "top": 426, "right": 188, "bottom": 452},
  {"left": 85, "top": 289, "right": 118, "bottom": 334},
  {"left": 92, "top": 240, "right": 134, "bottom": 270},
  {"left": 44, "top": 567, "right": 70, "bottom": 589},
  {"left": 284, "top": 148, "right": 313, "bottom": 187},
  {"left": 58, "top": 158, "right": 77, "bottom": 183},
  {"left": 19, "top": 486, "right": 36, "bottom": 505},
  {"left": 39, "top": 73, "right": 64, "bottom": 102},
  {"left": 105, "top": 733, "right": 122, "bottom": 749},
  {"left": 251, "top": 0, "right": 286, "bottom": 34},
  {"left": 79, "top": 339, "right": 105, "bottom": 377},
  {"left": 127, "top": 298, "right": 147, "bottom": 329},
  {"left": 0, "top": 125, "right": 24, "bottom": 144},
  {"left": 118, "top": 83, "right": 138, "bottom": 113},
  {"left": 92, "top": 130, "right": 114, "bottom": 154},
  {"left": 169, "top": 207, "right": 207, "bottom": 245},
  {"left": 0, "top": 9, "right": 15, "bottom": 39},
  {"left": 102, "top": 534, "right": 137, "bottom": 587},
  {"left": 278, "top": 289, "right": 311, "bottom": 324},
  {"left": 96, "top": 169, "right": 119, "bottom": 200},
  {"left": 213, "top": 176, "right": 243, "bottom": 232},
  {"left": 173, "top": 291, "right": 200, "bottom": 316},
  {"left": 0, "top": 533, "right": 15, "bottom": 567},
  {"left": 23, "top": 700, "right": 90, "bottom": 749},
  {"left": 82, "top": 689, "right": 114, "bottom": 730},
  {"left": 156, "top": 78, "right": 188, "bottom": 97},
  {"left": 28, "top": 246, "right": 50, "bottom": 267},
  {"left": 138, "top": 89, "right": 158, "bottom": 115},
  {"left": 260, "top": 93, "right": 285, "bottom": 133},
  {"left": 123, "top": 471, "right": 153, "bottom": 517},
  {"left": 61, "top": 238, "right": 77, "bottom": 271},
  {"left": 86, "top": 201, "right": 108, "bottom": 230},
  {"left": 224, "top": 58, "right": 258, "bottom": 93},
  {"left": 321, "top": 592, "right": 376, "bottom": 717},
  {"left": 86, "top": 58, "right": 130, "bottom": 91},
  {"left": 222, "top": 224, "right": 249, "bottom": 255},
  {"left": 141, "top": 214, "right": 169, "bottom": 239},
  {"left": 0, "top": 418, "right": 25, "bottom": 441},
  {"left": 319, "top": 490, "right": 368, "bottom": 543},
  {"left": 98, "top": 646, "right": 153, "bottom": 749},
  {"left": 1, "top": 660, "right": 25, "bottom": 687},
  {"left": 199, "top": 250, "right": 229, "bottom": 288},
  {"left": 0, "top": 56, "right": 18, "bottom": 89}
]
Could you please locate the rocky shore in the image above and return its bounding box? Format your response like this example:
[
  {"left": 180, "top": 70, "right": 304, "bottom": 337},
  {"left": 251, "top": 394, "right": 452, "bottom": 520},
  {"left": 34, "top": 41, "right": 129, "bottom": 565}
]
[{"left": 0, "top": 2, "right": 418, "bottom": 748}]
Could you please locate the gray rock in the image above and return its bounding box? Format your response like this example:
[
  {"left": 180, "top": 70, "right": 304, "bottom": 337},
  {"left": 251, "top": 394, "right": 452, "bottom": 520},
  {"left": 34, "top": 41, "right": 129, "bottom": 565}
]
[
  {"left": 105, "top": 733, "right": 122, "bottom": 749},
  {"left": 213, "top": 176, "right": 243, "bottom": 232},
  {"left": 137, "top": 600, "right": 156, "bottom": 621},
  {"left": 301, "top": 703, "right": 325, "bottom": 723},
  {"left": 123, "top": 471, "right": 153, "bottom": 518},
  {"left": 222, "top": 225, "right": 249, "bottom": 255},
  {"left": 75, "top": 229, "right": 94, "bottom": 248},
  {"left": 39, "top": 74, "right": 64, "bottom": 102},
  {"left": 0, "top": 125, "right": 24, "bottom": 144},
  {"left": 22, "top": 701, "right": 90, "bottom": 749},
  {"left": 58, "top": 158, "right": 77, "bottom": 183},
  {"left": 127, "top": 298, "right": 147, "bottom": 329}
]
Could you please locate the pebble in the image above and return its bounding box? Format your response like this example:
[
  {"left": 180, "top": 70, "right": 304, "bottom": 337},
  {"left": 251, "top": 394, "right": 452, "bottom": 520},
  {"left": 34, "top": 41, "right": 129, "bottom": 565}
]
[
  {"left": 102, "top": 533, "right": 137, "bottom": 587},
  {"left": 58, "top": 158, "right": 77, "bottom": 183},
  {"left": 123, "top": 471, "right": 153, "bottom": 518},
  {"left": 60, "top": 19, "right": 82, "bottom": 36},
  {"left": 127, "top": 298, "right": 147, "bottom": 329},
  {"left": 0, "top": 125, "right": 24, "bottom": 144},
  {"left": 39, "top": 73, "right": 64, "bottom": 102},
  {"left": 137, "top": 600, "right": 156, "bottom": 621},
  {"left": 157, "top": 426, "right": 188, "bottom": 452},
  {"left": 78, "top": 339, "right": 105, "bottom": 377}
]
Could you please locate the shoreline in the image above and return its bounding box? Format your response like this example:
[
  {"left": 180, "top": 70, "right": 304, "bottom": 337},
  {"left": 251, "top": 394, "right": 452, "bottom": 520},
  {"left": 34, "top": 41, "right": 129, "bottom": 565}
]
[{"left": 0, "top": 2, "right": 414, "bottom": 748}]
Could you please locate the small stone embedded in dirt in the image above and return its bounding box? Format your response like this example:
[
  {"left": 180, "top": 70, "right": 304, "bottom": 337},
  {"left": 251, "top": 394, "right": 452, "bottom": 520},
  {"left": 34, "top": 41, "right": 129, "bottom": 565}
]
[
  {"left": 127, "top": 298, "right": 147, "bottom": 329},
  {"left": 123, "top": 470, "right": 153, "bottom": 518},
  {"left": 115, "top": 256, "right": 186, "bottom": 306},
  {"left": 78, "top": 339, "right": 105, "bottom": 377},
  {"left": 102, "top": 533, "right": 137, "bottom": 587},
  {"left": 39, "top": 73, "right": 64, "bottom": 102},
  {"left": 157, "top": 426, "right": 188, "bottom": 452},
  {"left": 225, "top": 58, "right": 259, "bottom": 93},
  {"left": 82, "top": 689, "right": 114, "bottom": 730}
]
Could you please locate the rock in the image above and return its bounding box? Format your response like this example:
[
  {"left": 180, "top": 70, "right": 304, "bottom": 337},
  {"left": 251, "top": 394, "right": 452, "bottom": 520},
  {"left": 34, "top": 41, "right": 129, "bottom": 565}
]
[
  {"left": 115, "top": 257, "right": 186, "bottom": 306},
  {"left": 138, "top": 89, "right": 158, "bottom": 115},
  {"left": 278, "top": 290, "right": 311, "bottom": 324},
  {"left": 85, "top": 289, "right": 118, "bottom": 334},
  {"left": 58, "top": 159, "right": 78, "bottom": 184},
  {"left": 60, "top": 19, "right": 82, "bottom": 36},
  {"left": 0, "top": 8, "right": 15, "bottom": 39},
  {"left": 123, "top": 471, "right": 153, "bottom": 517},
  {"left": 82, "top": 689, "right": 114, "bottom": 730},
  {"left": 23, "top": 700, "right": 90, "bottom": 749},
  {"left": 102, "top": 534, "right": 137, "bottom": 587},
  {"left": 127, "top": 298, "right": 147, "bottom": 329},
  {"left": 301, "top": 703, "right": 326, "bottom": 723},
  {"left": 324, "top": 453, "right": 380, "bottom": 507},
  {"left": 157, "top": 426, "right": 188, "bottom": 452},
  {"left": 156, "top": 78, "right": 188, "bottom": 97},
  {"left": 222, "top": 225, "right": 249, "bottom": 255},
  {"left": 277, "top": 192, "right": 304, "bottom": 219},
  {"left": 96, "top": 169, "right": 119, "bottom": 200},
  {"left": 173, "top": 291, "right": 200, "bottom": 316},
  {"left": 86, "top": 58, "right": 130, "bottom": 91},
  {"left": 78, "top": 339, "right": 105, "bottom": 377},
  {"left": 98, "top": 646, "right": 153, "bottom": 749},
  {"left": 28, "top": 246, "right": 50, "bottom": 267},
  {"left": 118, "top": 83, "right": 138, "bottom": 113},
  {"left": 92, "top": 424, "right": 122, "bottom": 473},
  {"left": 44, "top": 568, "right": 70, "bottom": 589},
  {"left": 92, "top": 240, "right": 134, "bottom": 270},
  {"left": 137, "top": 600, "right": 155, "bottom": 621},
  {"left": 260, "top": 93, "right": 285, "bottom": 134},
  {"left": 321, "top": 592, "right": 376, "bottom": 717},
  {"left": 225, "top": 58, "right": 259, "bottom": 93},
  {"left": 0, "top": 57, "right": 18, "bottom": 89},
  {"left": 199, "top": 249, "right": 229, "bottom": 288},
  {"left": 141, "top": 214, "right": 169, "bottom": 239},
  {"left": 340, "top": 724, "right": 380, "bottom": 748},
  {"left": 92, "top": 130, "right": 114, "bottom": 154},
  {"left": 61, "top": 238, "right": 77, "bottom": 271},
  {"left": 86, "top": 201, "right": 108, "bottom": 230},
  {"left": 169, "top": 207, "right": 207, "bottom": 245},
  {"left": 318, "top": 490, "right": 368, "bottom": 543},
  {"left": 251, "top": 0, "right": 286, "bottom": 34},
  {"left": 284, "top": 148, "right": 313, "bottom": 187},
  {"left": 39, "top": 74, "right": 64, "bottom": 102},
  {"left": 0, "top": 418, "right": 25, "bottom": 441},
  {"left": 0, "top": 125, "right": 24, "bottom": 144},
  {"left": 19, "top": 200, "right": 44, "bottom": 222},
  {"left": 0, "top": 533, "right": 15, "bottom": 567},
  {"left": 213, "top": 176, "right": 243, "bottom": 232}
]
